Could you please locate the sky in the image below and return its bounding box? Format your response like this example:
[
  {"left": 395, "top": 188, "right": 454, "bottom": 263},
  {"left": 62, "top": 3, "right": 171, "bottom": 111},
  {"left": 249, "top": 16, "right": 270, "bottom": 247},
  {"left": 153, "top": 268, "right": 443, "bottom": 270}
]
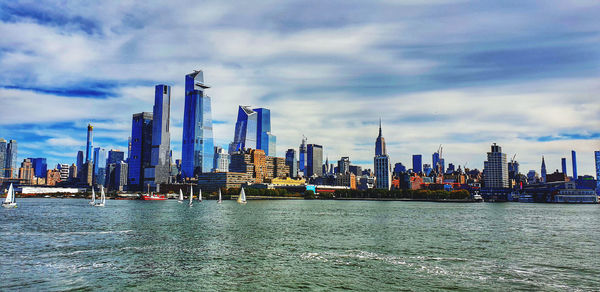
[{"left": 0, "top": 0, "right": 599, "bottom": 176}]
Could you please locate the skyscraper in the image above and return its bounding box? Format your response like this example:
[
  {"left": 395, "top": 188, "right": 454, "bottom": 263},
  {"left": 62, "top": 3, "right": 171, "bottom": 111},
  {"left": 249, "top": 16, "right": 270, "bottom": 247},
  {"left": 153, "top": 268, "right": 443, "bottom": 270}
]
[
  {"left": 571, "top": 150, "right": 577, "bottom": 179},
  {"left": 85, "top": 124, "right": 93, "bottom": 162},
  {"left": 128, "top": 112, "right": 153, "bottom": 189},
  {"left": 595, "top": 151, "right": 599, "bottom": 193},
  {"left": 231, "top": 106, "right": 258, "bottom": 152},
  {"left": 561, "top": 157, "right": 567, "bottom": 176},
  {"left": 541, "top": 156, "right": 547, "bottom": 183},
  {"left": 212, "top": 146, "right": 229, "bottom": 172},
  {"left": 306, "top": 144, "right": 323, "bottom": 177},
  {"left": 299, "top": 136, "right": 307, "bottom": 173},
  {"left": 412, "top": 154, "right": 422, "bottom": 173},
  {"left": 374, "top": 121, "right": 390, "bottom": 190},
  {"left": 182, "top": 70, "right": 214, "bottom": 178},
  {"left": 147, "top": 84, "right": 172, "bottom": 185},
  {"left": 76, "top": 151, "right": 84, "bottom": 177},
  {"left": 0, "top": 138, "right": 6, "bottom": 178},
  {"left": 93, "top": 147, "right": 107, "bottom": 186},
  {"left": 5, "top": 140, "right": 17, "bottom": 178},
  {"left": 254, "top": 108, "right": 276, "bottom": 156},
  {"left": 483, "top": 143, "right": 508, "bottom": 188},
  {"left": 107, "top": 150, "right": 125, "bottom": 165},
  {"left": 338, "top": 157, "right": 350, "bottom": 174},
  {"left": 432, "top": 152, "right": 440, "bottom": 174},
  {"left": 285, "top": 149, "right": 298, "bottom": 178},
  {"left": 31, "top": 158, "right": 47, "bottom": 178}
]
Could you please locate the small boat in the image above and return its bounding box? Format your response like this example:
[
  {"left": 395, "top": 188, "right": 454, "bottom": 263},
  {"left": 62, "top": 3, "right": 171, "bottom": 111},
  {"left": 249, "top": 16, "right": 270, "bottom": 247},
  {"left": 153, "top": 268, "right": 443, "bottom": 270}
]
[
  {"left": 44, "top": 195, "right": 51, "bottom": 198},
  {"left": 237, "top": 187, "right": 247, "bottom": 204},
  {"left": 94, "top": 186, "right": 106, "bottom": 207},
  {"left": 141, "top": 193, "right": 167, "bottom": 200},
  {"left": 2, "top": 183, "right": 17, "bottom": 208},
  {"left": 189, "top": 188, "right": 193, "bottom": 207},
  {"left": 198, "top": 188, "right": 202, "bottom": 202},
  {"left": 178, "top": 189, "right": 184, "bottom": 203},
  {"left": 89, "top": 188, "right": 96, "bottom": 205},
  {"left": 217, "top": 189, "right": 222, "bottom": 204}
]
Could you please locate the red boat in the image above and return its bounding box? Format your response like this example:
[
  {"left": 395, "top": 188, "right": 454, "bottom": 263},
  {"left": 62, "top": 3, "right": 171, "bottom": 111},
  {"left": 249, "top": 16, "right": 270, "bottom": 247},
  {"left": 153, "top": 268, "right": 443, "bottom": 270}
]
[{"left": 141, "top": 194, "right": 167, "bottom": 201}]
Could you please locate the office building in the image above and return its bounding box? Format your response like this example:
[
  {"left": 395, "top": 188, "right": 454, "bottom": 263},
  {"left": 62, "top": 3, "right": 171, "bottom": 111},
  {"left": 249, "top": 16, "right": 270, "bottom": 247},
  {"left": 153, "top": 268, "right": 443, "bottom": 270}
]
[
  {"left": 76, "top": 151, "right": 84, "bottom": 177},
  {"left": 18, "top": 159, "right": 34, "bottom": 184},
  {"left": 0, "top": 138, "right": 6, "bottom": 178},
  {"left": 93, "top": 148, "right": 107, "bottom": 186},
  {"left": 128, "top": 112, "right": 153, "bottom": 189},
  {"left": 30, "top": 158, "right": 47, "bottom": 178},
  {"left": 254, "top": 108, "right": 276, "bottom": 156},
  {"left": 85, "top": 124, "right": 93, "bottom": 162},
  {"left": 5, "top": 140, "right": 17, "bottom": 178},
  {"left": 107, "top": 150, "right": 125, "bottom": 165},
  {"left": 374, "top": 121, "right": 390, "bottom": 190},
  {"left": 349, "top": 165, "right": 362, "bottom": 176},
  {"left": 412, "top": 154, "right": 422, "bottom": 173},
  {"left": 393, "top": 162, "right": 406, "bottom": 174},
  {"left": 146, "top": 84, "right": 172, "bottom": 186},
  {"left": 306, "top": 144, "right": 323, "bottom": 177},
  {"left": 213, "top": 146, "right": 230, "bottom": 172},
  {"left": 571, "top": 150, "right": 577, "bottom": 179},
  {"left": 285, "top": 149, "right": 298, "bottom": 178},
  {"left": 561, "top": 158, "right": 567, "bottom": 176},
  {"left": 182, "top": 70, "right": 214, "bottom": 178},
  {"left": 299, "top": 136, "right": 307, "bottom": 174},
  {"left": 58, "top": 163, "right": 70, "bottom": 181},
  {"left": 594, "top": 150, "right": 600, "bottom": 193},
  {"left": 338, "top": 157, "right": 350, "bottom": 174},
  {"left": 541, "top": 156, "right": 547, "bottom": 183},
  {"left": 69, "top": 164, "right": 77, "bottom": 180},
  {"left": 231, "top": 106, "right": 258, "bottom": 152},
  {"left": 483, "top": 143, "right": 509, "bottom": 188}
]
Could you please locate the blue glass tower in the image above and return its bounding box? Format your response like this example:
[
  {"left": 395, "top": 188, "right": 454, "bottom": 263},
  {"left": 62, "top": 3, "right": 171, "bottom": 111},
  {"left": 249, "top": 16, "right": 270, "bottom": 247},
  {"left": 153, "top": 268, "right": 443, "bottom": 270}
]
[
  {"left": 432, "top": 152, "right": 440, "bottom": 173},
  {"left": 255, "top": 108, "right": 276, "bottom": 156},
  {"left": 128, "top": 112, "right": 153, "bottom": 189},
  {"left": 31, "top": 158, "right": 47, "bottom": 178},
  {"left": 147, "top": 84, "right": 171, "bottom": 185},
  {"left": 571, "top": 150, "right": 577, "bottom": 179},
  {"left": 93, "top": 147, "right": 107, "bottom": 186},
  {"left": 299, "top": 136, "right": 307, "bottom": 173},
  {"left": 231, "top": 106, "right": 258, "bottom": 152},
  {"left": 5, "top": 140, "right": 17, "bottom": 178},
  {"left": 412, "top": 154, "right": 422, "bottom": 173},
  {"left": 85, "top": 124, "right": 93, "bottom": 162},
  {"left": 182, "top": 70, "right": 214, "bottom": 178},
  {"left": 561, "top": 157, "right": 567, "bottom": 176}
]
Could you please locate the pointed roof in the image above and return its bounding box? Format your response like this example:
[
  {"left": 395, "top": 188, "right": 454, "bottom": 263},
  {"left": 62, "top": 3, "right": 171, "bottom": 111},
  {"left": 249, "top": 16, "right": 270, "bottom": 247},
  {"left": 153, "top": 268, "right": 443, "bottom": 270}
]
[{"left": 375, "top": 119, "right": 387, "bottom": 156}]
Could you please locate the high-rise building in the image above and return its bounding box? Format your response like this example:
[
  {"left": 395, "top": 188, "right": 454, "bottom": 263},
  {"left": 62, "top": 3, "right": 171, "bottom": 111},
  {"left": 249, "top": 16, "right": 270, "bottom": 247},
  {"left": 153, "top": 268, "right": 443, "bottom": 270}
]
[
  {"left": 412, "top": 154, "right": 422, "bottom": 173},
  {"left": 299, "top": 136, "right": 307, "bottom": 174},
  {"left": 349, "top": 165, "right": 362, "bottom": 177},
  {"left": 58, "top": 163, "right": 70, "bottom": 181},
  {"left": 483, "top": 143, "right": 509, "bottom": 188},
  {"left": 0, "top": 138, "right": 6, "bottom": 178},
  {"left": 306, "top": 144, "right": 323, "bottom": 177},
  {"left": 93, "top": 148, "right": 107, "bottom": 186},
  {"left": 18, "top": 158, "right": 34, "bottom": 183},
  {"left": 254, "top": 108, "right": 276, "bottom": 156},
  {"left": 76, "top": 151, "right": 84, "bottom": 177},
  {"left": 30, "top": 158, "right": 47, "bottom": 178},
  {"left": 285, "top": 149, "right": 298, "bottom": 178},
  {"left": 85, "top": 124, "right": 93, "bottom": 162},
  {"left": 69, "top": 164, "right": 77, "bottom": 180},
  {"left": 508, "top": 161, "right": 519, "bottom": 179},
  {"left": 128, "top": 112, "right": 153, "bottom": 189},
  {"left": 393, "top": 162, "right": 406, "bottom": 174},
  {"left": 432, "top": 152, "right": 440, "bottom": 174},
  {"left": 338, "top": 157, "right": 350, "bottom": 174},
  {"left": 5, "top": 140, "right": 17, "bottom": 178},
  {"left": 147, "top": 84, "right": 172, "bottom": 186},
  {"left": 561, "top": 157, "right": 567, "bottom": 176},
  {"left": 182, "top": 70, "right": 214, "bottom": 178},
  {"left": 541, "top": 156, "right": 547, "bottom": 183},
  {"left": 595, "top": 151, "right": 600, "bottom": 193},
  {"left": 423, "top": 164, "right": 432, "bottom": 176},
  {"left": 114, "top": 161, "right": 128, "bottom": 191},
  {"left": 107, "top": 150, "right": 125, "bottom": 165},
  {"left": 231, "top": 106, "right": 258, "bottom": 152},
  {"left": 212, "top": 146, "right": 229, "bottom": 172},
  {"left": 374, "top": 121, "right": 390, "bottom": 190},
  {"left": 571, "top": 150, "right": 577, "bottom": 179}
]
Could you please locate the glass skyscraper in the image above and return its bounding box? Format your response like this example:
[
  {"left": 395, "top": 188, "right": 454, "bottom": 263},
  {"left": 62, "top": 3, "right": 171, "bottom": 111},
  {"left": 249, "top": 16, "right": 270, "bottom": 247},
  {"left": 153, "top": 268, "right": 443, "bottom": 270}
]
[
  {"left": 76, "top": 150, "right": 84, "bottom": 177},
  {"left": 85, "top": 124, "right": 93, "bottom": 162},
  {"left": 147, "top": 84, "right": 172, "bottom": 185},
  {"left": 286, "top": 149, "right": 298, "bottom": 178},
  {"left": 255, "top": 108, "right": 276, "bottom": 156},
  {"left": 31, "top": 158, "right": 47, "bottom": 178},
  {"left": 0, "top": 138, "right": 6, "bottom": 178},
  {"left": 5, "top": 139, "right": 17, "bottom": 178},
  {"left": 307, "top": 144, "right": 323, "bottom": 177},
  {"left": 299, "top": 136, "right": 307, "bottom": 173},
  {"left": 230, "top": 106, "right": 276, "bottom": 156},
  {"left": 93, "top": 147, "right": 107, "bottom": 186},
  {"left": 412, "top": 154, "right": 422, "bottom": 173},
  {"left": 182, "top": 70, "right": 214, "bottom": 178},
  {"left": 128, "top": 112, "right": 153, "bottom": 189},
  {"left": 571, "top": 150, "right": 578, "bottom": 179}
]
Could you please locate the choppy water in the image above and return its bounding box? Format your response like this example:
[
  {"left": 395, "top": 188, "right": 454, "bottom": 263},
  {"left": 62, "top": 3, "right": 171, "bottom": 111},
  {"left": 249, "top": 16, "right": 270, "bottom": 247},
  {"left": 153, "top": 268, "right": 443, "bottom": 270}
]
[{"left": 1, "top": 199, "right": 599, "bottom": 291}]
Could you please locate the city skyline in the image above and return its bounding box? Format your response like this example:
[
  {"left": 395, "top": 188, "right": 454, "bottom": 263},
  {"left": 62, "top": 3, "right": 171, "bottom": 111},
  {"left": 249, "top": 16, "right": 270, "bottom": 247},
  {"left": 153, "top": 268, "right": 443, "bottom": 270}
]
[{"left": 0, "top": 1, "right": 599, "bottom": 175}]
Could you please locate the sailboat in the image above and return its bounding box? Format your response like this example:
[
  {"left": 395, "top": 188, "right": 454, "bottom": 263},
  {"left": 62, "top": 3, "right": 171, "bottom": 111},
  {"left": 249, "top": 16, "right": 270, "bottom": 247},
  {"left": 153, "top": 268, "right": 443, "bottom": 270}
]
[
  {"left": 198, "top": 188, "right": 202, "bottom": 202},
  {"left": 188, "top": 187, "right": 193, "bottom": 207},
  {"left": 217, "top": 189, "right": 222, "bottom": 204},
  {"left": 237, "top": 187, "right": 247, "bottom": 204},
  {"left": 89, "top": 188, "right": 96, "bottom": 205},
  {"left": 94, "top": 186, "right": 106, "bottom": 207},
  {"left": 178, "top": 189, "right": 184, "bottom": 203},
  {"left": 2, "top": 183, "right": 17, "bottom": 208}
]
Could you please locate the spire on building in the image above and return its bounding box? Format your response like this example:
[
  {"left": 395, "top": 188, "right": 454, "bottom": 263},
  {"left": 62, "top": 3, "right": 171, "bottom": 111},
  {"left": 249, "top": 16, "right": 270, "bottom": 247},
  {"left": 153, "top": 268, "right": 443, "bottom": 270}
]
[{"left": 375, "top": 118, "right": 387, "bottom": 156}]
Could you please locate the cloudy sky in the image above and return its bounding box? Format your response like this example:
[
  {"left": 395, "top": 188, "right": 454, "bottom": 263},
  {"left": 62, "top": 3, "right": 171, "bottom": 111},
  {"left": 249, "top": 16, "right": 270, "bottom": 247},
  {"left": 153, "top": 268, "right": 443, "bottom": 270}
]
[{"left": 0, "top": 0, "right": 599, "bottom": 175}]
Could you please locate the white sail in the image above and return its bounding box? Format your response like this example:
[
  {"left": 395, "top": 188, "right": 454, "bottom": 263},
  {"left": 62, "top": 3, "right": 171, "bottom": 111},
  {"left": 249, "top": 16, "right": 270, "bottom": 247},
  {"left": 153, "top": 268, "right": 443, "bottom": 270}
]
[
  {"left": 198, "top": 188, "right": 202, "bottom": 202},
  {"left": 4, "top": 183, "right": 14, "bottom": 204},
  {"left": 237, "top": 187, "right": 246, "bottom": 204},
  {"left": 100, "top": 186, "right": 106, "bottom": 204},
  {"left": 90, "top": 188, "right": 96, "bottom": 205},
  {"left": 189, "top": 188, "right": 193, "bottom": 204},
  {"left": 178, "top": 189, "right": 184, "bottom": 202},
  {"left": 218, "top": 189, "right": 222, "bottom": 203}
]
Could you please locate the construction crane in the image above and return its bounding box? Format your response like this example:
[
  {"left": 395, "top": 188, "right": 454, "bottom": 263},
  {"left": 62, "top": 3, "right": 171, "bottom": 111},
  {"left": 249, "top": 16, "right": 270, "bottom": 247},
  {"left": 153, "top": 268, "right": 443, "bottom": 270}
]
[{"left": 510, "top": 153, "right": 517, "bottom": 164}]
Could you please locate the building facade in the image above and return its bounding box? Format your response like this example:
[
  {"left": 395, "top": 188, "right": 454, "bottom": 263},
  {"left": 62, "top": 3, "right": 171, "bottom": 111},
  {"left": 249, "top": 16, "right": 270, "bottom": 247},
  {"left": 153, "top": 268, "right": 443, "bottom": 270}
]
[
  {"left": 146, "top": 84, "right": 172, "bottom": 186},
  {"left": 5, "top": 139, "right": 17, "bottom": 178},
  {"left": 483, "top": 143, "right": 509, "bottom": 188},
  {"left": 182, "top": 70, "right": 214, "bottom": 178},
  {"left": 254, "top": 108, "right": 276, "bottom": 156},
  {"left": 285, "top": 149, "right": 298, "bottom": 178},
  {"left": 18, "top": 159, "right": 34, "bottom": 184},
  {"left": 299, "top": 136, "right": 307, "bottom": 174},
  {"left": 31, "top": 158, "right": 47, "bottom": 178},
  {"left": 571, "top": 150, "right": 577, "bottom": 179},
  {"left": 561, "top": 157, "right": 567, "bottom": 176},
  {"left": 374, "top": 121, "right": 390, "bottom": 190},
  {"left": 338, "top": 157, "right": 350, "bottom": 174},
  {"left": 412, "top": 154, "right": 422, "bottom": 173},
  {"left": 213, "top": 146, "right": 230, "bottom": 172},
  {"left": 231, "top": 106, "right": 258, "bottom": 152},
  {"left": 128, "top": 112, "right": 153, "bottom": 189},
  {"left": 85, "top": 124, "right": 93, "bottom": 162},
  {"left": 76, "top": 151, "right": 84, "bottom": 177},
  {"left": 306, "top": 144, "right": 323, "bottom": 177},
  {"left": 93, "top": 148, "right": 107, "bottom": 186},
  {"left": 595, "top": 151, "right": 600, "bottom": 194}
]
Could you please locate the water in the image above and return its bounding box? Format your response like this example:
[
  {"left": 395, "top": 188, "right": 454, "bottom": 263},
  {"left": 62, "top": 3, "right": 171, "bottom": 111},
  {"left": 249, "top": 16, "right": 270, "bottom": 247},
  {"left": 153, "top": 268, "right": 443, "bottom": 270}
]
[{"left": 1, "top": 199, "right": 599, "bottom": 291}]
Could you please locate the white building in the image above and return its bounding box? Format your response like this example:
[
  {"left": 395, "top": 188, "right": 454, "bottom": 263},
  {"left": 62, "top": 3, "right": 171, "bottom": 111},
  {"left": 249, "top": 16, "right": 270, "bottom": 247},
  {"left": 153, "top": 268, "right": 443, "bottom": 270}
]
[{"left": 484, "top": 143, "right": 509, "bottom": 188}]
